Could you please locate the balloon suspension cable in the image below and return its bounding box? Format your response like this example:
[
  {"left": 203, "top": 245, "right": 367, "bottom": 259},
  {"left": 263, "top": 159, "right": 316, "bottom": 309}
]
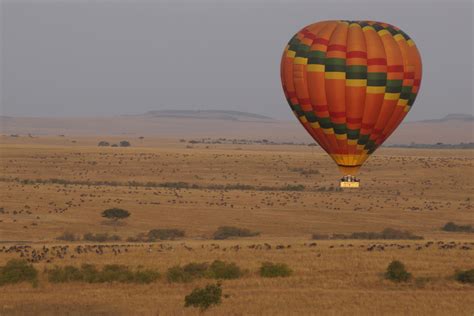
[{"left": 340, "top": 175, "right": 360, "bottom": 188}]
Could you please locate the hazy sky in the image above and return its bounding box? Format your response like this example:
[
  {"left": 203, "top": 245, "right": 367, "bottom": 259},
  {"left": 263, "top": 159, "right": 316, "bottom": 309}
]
[{"left": 1, "top": 0, "right": 473, "bottom": 120}]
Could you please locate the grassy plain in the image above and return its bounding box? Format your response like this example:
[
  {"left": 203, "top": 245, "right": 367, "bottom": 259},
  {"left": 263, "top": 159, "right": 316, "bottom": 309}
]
[{"left": 0, "top": 135, "right": 473, "bottom": 315}]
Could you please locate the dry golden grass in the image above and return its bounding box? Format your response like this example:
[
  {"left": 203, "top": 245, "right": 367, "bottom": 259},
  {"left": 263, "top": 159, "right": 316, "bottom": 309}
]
[{"left": 0, "top": 135, "right": 473, "bottom": 315}]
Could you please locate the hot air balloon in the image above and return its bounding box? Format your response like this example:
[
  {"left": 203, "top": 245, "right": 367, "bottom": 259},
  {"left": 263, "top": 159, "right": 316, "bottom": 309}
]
[{"left": 280, "top": 20, "right": 422, "bottom": 187}]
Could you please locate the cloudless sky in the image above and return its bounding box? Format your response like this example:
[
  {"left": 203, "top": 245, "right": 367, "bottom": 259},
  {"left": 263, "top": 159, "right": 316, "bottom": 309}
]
[{"left": 1, "top": 0, "right": 473, "bottom": 120}]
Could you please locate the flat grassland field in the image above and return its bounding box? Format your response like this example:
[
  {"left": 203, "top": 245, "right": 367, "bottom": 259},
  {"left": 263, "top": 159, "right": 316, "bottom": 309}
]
[{"left": 0, "top": 136, "right": 473, "bottom": 315}]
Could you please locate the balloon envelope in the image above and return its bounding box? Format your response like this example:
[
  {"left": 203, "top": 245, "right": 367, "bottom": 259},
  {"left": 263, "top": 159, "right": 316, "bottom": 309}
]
[{"left": 281, "top": 20, "right": 422, "bottom": 175}]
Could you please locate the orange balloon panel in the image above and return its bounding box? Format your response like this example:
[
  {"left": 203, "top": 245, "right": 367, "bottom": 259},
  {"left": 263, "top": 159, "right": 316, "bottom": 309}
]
[{"left": 281, "top": 20, "right": 422, "bottom": 175}]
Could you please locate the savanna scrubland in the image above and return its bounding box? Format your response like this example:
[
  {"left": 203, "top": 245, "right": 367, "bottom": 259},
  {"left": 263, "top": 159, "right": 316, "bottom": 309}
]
[{"left": 0, "top": 135, "right": 473, "bottom": 315}]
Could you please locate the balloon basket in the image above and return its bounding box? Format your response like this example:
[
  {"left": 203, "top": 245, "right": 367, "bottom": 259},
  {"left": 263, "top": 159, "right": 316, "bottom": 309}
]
[{"left": 340, "top": 175, "right": 360, "bottom": 188}]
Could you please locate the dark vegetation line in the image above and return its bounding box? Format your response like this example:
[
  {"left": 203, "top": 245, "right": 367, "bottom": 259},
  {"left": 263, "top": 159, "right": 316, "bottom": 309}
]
[
  {"left": 386, "top": 142, "right": 474, "bottom": 149},
  {"left": 0, "top": 177, "right": 308, "bottom": 192},
  {"left": 312, "top": 228, "right": 424, "bottom": 240}
]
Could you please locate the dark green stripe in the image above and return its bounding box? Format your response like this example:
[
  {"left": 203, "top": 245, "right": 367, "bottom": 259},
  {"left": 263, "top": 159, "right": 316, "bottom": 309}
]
[
  {"left": 308, "top": 57, "right": 325, "bottom": 65},
  {"left": 385, "top": 86, "right": 402, "bottom": 93},
  {"left": 365, "top": 139, "right": 376, "bottom": 151},
  {"left": 292, "top": 104, "right": 304, "bottom": 117},
  {"left": 288, "top": 36, "right": 300, "bottom": 46},
  {"left": 367, "top": 72, "right": 387, "bottom": 80},
  {"left": 347, "top": 129, "right": 360, "bottom": 139},
  {"left": 304, "top": 111, "right": 318, "bottom": 123},
  {"left": 357, "top": 134, "right": 370, "bottom": 145},
  {"left": 386, "top": 79, "right": 403, "bottom": 87},
  {"left": 400, "top": 92, "right": 411, "bottom": 99},
  {"left": 367, "top": 79, "right": 387, "bottom": 86},
  {"left": 346, "top": 72, "right": 367, "bottom": 79},
  {"left": 318, "top": 117, "right": 332, "bottom": 129},
  {"left": 401, "top": 86, "right": 412, "bottom": 93},
  {"left": 325, "top": 58, "right": 346, "bottom": 66},
  {"left": 332, "top": 123, "right": 347, "bottom": 134},
  {"left": 307, "top": 51, "right": 326, "bottom": 58},
  {"left": 346, "top": 65, "right": 367, "bottom": 73},
  {"left": 408, "top": 93, "right": 417, "bottom": 106},
  {"left": 325, "top": 65, "right": 346, "bottom": 72}
]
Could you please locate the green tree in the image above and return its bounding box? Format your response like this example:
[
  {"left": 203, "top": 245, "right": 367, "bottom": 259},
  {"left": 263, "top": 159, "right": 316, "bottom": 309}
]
[
  {"left": 184, "top": 283, "right": 222, "bottom": 310},
  {"left": 101, "top": 208, "right": 130, "bottom": 228},
  {"left": 385, "top": 260, "right": 412, "bottom": 282}
]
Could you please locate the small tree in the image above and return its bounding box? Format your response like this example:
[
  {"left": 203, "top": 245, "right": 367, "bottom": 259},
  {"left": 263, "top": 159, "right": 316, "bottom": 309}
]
[
  {"left": 184, "top": 283, "right": 222, "bottom": 310},
  {"left": 454, "top": 269, "right": 474, "bottom": 284},
  {"left": 101, "top": 208, "right": 130, "bottom": 228},
  {"left": 385, "top": 260, "right": 412, "bottom": 282},
  {"left": 98, "top": 141, "right": 110, "bottom": 147},
  {"left": 119, "top": 140, "right": 131, "bottom": 147},
  {"left": 259, "top": 262, "right": 292, "bottom": 278}
]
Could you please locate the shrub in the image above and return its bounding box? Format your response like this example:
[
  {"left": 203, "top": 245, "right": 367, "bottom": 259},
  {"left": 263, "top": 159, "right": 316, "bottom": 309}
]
[
  {"left": 167, "top": 266, "right": 193, "bottom": 283},
  {"left": 281, "top": 184, "right": 305, "bottom": 191},
  {"left": 454, "top": 269, "right": 474, "bottom": 284},
  {"left": 133, "top": 269, "right": 161, "bottom": 284},
  {"left": 312, "top": 228, "right": 423, "bottom": 240},
  {"left": 83, "top": 232, "right": 121, "bottom": 242},
  {"left": 0, "top": 259, "right": 38, "bottom": 287},
  {"left": 207, "top": 260, "right": 242, "bottom": 280},
  {"left": 56, "top": 231, "right": 79, "bottom": 241},
  {"left": 98, "top": 141, "right": 110, "bottom": 147},
  {"left": 80, "top": 264, "right": 100, "bottom": 283},
  {"left": 184, "top": 283, "right": 222, "bottom": 311},
  {"left": 126, "top": 233, "right": 148, "bottom": 242},
  {"left": 167, "top": 261, "right": 243, "bottom": 283},
  {"left": 259, "top": 262, "right": 292, "bottom": 278},
  {"left": 311, "top": 233, "right": 329, "bottom": 240},
  {"left": 48, "top": 265, "right": 83, "bottom": 283},
  {"left": 442, "top": 222, "right": 473, "bottom": 233},
  {"left": 166, "top": 262, "right": 208, "bottom": 283},
  {"left": 147, "top": 228, "right": 185, "bottom": 241},
  {"left": 119, "top": 141, "right": 131, "bottom": 147},
  {"left": 212, "top": 226, "right": 260, "bottom": 240},
  {"left": 183, "top": 262, "right": 209, "bottom": 278},
  {"left": 101, "top": 208, "right": 130, "bottom": 221},
  {"left": 385, "top": 260, "right": 412, "bottom": 282},
  {"left": 46, "top": 264, "right": 159, "bottom": 284}
]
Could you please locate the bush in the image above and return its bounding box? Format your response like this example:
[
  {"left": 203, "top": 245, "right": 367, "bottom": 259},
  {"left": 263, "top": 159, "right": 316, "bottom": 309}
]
[
  {"left": 126, "top": 233, "right": 148, "bottom": 242},
  {"left": 83, "top": 232, "right": 121, "bottom": 242},
  {"left": 167, "top": 266, "right": 192, "bottom": 283},
  {"left": 167, "top": 261, "right": 242, "bottom": 282},
  {"left": 48, "top": 265, "right": 83, "bottom": 283},
  {"left": 312, "top": 228, "right": 423, "bottom": 240},
  {"left": 442, "top": 222, "right": 473, "bottom": 233},
  {"left": 147, "top": 228, "right": 185, "bottom": 241},
  {"left": 98, "top": 141, "right": 110, "bottom": 147},
  {"left": 213, "top": 226, "right": 260, "bottom": 240},
  {"left": 166, "top": 262, "right": 208, "bottom": 283},
  {"left": 46, "top": 264, "right": 159, "bottom": 284},
  {"left": 119, "top": 141, "right": 131, "bottom": 147},
  {"left": 184, "top": 283, "right": 222, "bottom": 311},
  {"left": 0, "top": 259, "right": 38, "bottom": 287},
  {"left": 385, "top": 260, "right": 412, "bottom": 282},
  {"left": 208, "top": 260, "right": 242, "bottom": 280},
  {"left": 101, "top": 208, "right": 131, "bottom": 221},
  {"left": 281, "top": 184, "right": 305, "bottom": 191},
  {"left": 259, "top": 262, "right": 292, "bottom": 278},
  {"left": 56, "top": 231, "right": 79, "bottom": 241},
  {"left": 454, "top": 269, "right": 474, "bottom": 284},
  {"left": 311, "top": 233, "right": 329, "bottom": 240}
]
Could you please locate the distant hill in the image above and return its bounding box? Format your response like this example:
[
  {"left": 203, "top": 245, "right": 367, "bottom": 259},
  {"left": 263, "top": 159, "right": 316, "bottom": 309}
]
[
  {"left": 420, "top": 113, "right": 473, "bottom": 123},
  {"left": 1, "top": 112, "right": 472, "bottom": 145},
  {"left": 141, "top": 110, "right": 274, "bottom": 121}
]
